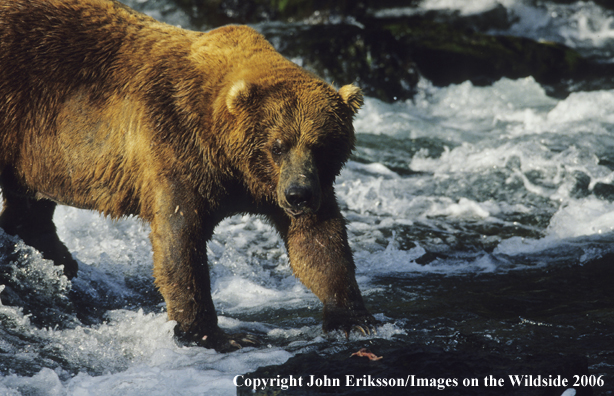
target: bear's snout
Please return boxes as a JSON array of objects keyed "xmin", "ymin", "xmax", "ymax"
[
  {"xmin": 278, "ymin": 150, "xmax": 321, "ymax": 217},
  {"xmin": 285, "ymin": 184, "xmax": 313, "ymax": 210}
]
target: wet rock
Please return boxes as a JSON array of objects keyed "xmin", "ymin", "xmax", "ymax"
[
  {"xmin": 569, "ymin": 171, "xmax": 591, "ymax": 198},
  {"xmin": 372, "ymin": 16, "xmax": 587, "ymax": 92},
  {"xmin": 593, "ymin": 182, "xmax": 614, "ymax": 202},
  {"xmin": 238, "ymin": 340, "xmax": 592, "ymax": 395}
]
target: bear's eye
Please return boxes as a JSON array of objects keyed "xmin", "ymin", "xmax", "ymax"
[{"xmin": 271, "ymin": 139, "xmax": 285, "ymax": 157}]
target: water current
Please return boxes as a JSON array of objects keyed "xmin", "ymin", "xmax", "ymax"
[{"xmin": 1, "ymin": 0, "xmax": 614, "ymax": 395}]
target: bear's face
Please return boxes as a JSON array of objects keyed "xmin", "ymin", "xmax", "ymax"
[{"xmin": 225, "ymin": 80, "xmax": 362, "ymax": 217}]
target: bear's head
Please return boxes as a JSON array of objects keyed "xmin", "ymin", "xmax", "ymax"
[{"xmin": 224, "ymin": 78, "xmax": 363, "ymax": 217}]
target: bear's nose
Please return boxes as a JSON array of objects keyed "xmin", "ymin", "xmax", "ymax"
[{"xmin": 284, "ymin": 185, "xmax": 313, "ymax": 210}]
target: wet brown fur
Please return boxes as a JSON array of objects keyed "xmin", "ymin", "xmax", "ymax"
[{"xmin": 0, "ymin": 0, "xmax": 375, "ymax": 349}]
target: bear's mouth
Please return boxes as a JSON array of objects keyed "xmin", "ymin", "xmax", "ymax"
[{"xmin": 285, "ymin": 208, "xmax": 305, "ymax": 217}]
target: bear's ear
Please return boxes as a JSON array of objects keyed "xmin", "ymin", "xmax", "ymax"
[
  {"xmin": 338, "ymin": 84, "xmax": 364, "ymax": 114},
  {"xmin": 226, "ymin": 80, "xmax": 255, "ymax": 115}
]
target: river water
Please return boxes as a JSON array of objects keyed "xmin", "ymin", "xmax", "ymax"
[{"xmin": 1, "ymin": 0, "xmax": 614, "ymax": 395}]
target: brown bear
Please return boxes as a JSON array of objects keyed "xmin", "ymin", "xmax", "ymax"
[{"xmin": 0, "ymin": 0, "xmax": 376, "ymax": 351}]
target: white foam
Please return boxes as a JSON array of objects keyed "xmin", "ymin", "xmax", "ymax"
[
  {"xmin": 570, "ymin": 8, "xmax": 614, "ymax": 48},
  {"xmin": 496, "ymin": 197, "xmax": 614, "ymax": 256},
  {"xmin": 494, "ymin": 1, "xmax": 614, "ymax": 57},
  {"xmin": 354, "ymin": 77, "xmax": 558, "ymax": 142},
  {"xmin": 419, "ymin": 0, "xmax": 518, "ymax": 16},
  {"xmin": 547, "ymin": 90, "xmax": 614, "ymax": 125},
  {"xmin": 373, "ymin": 0, "xmax": 522, "ymax": 18},
  {"xmin": 352, "ymin": 94, "xmax": 435, "ymax": 139},
  {"xmin": 428, "ymin": 197, "xmax": 492, "ymax": 219},
  {"xmin": 348, "ymin": 78, "xmax": 614, "ymax": 264},
  {"xmin": 212, "ymin": 277, "xmax": 316, "ymax": 312},
  {"xmin": 1, "ymin": 368, "xmax": 64, "ymax": 396},
  {"xmin": 0, "ymin": 305, "xmax": 292, "ymax": 395},
  {"xmin": 21, "ymin": 347, "xmax": 293, "ymax": 396}
]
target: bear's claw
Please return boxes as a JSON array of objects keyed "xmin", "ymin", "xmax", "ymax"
[
  {"xmin": 204, "ymin": 331, "xmax": 262, "ymax": 352},
  {"xmin": 343, "ymin": 323, "xmax": 378, "ymax": 339},
  {"xmin": 352, "ymin": 324, "xmax": 377, "ymax": 337},
  {"xmin": 215, "ymin": 333, "xmax": 262, "ymax": 352},
  {"xmin": 323, "ymin": 304, "xmax": 379, "ymax": 338},
  {"xmin": 175, "ymin": 325, "xmax": 262, "ymax": 352}
]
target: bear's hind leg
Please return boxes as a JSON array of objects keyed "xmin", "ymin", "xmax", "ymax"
[{"xmin": 0, "ymin": 189, "xmax": 79, "ymax": 279}]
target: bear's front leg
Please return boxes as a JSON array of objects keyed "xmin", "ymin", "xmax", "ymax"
[
  {"xmin": 280, "ymin": 198, "xmax": 377, "ymax": 336},
  {"xmin": 149, "ymin": 199, "xmax": 258, "ymax": 351}
]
